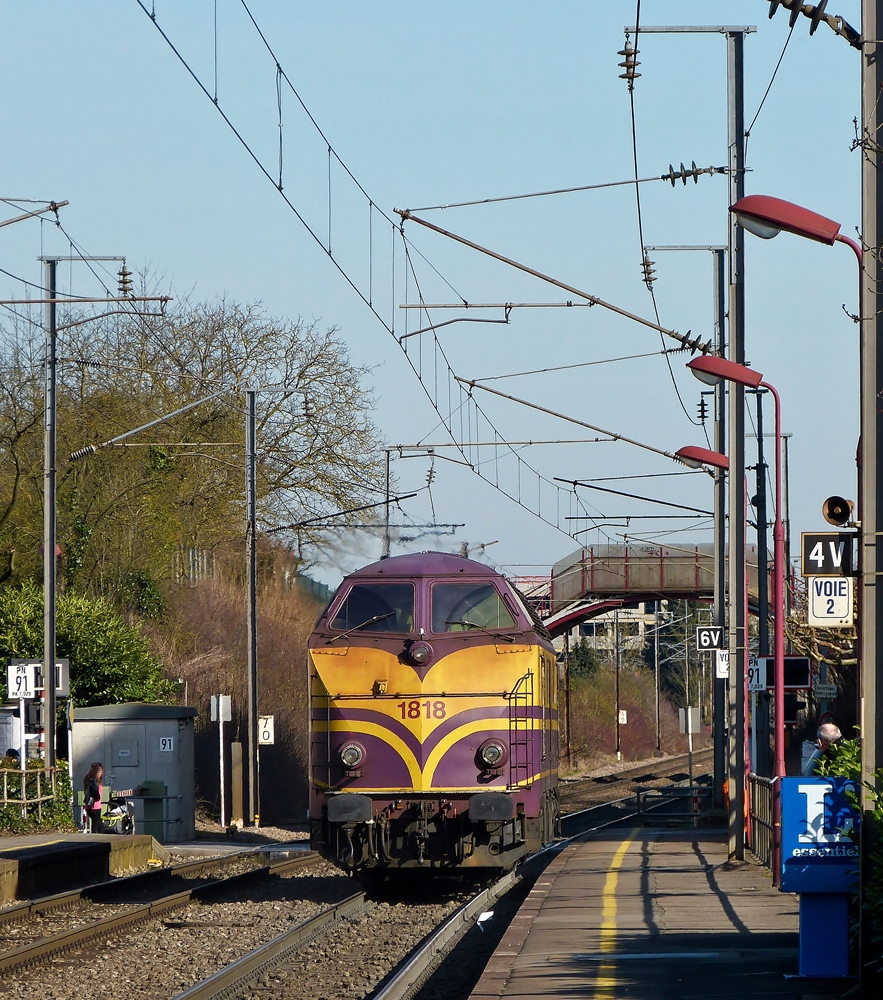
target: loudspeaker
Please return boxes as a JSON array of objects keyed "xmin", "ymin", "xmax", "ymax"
[{"xmin": 822, "ymin": 496, "xmax": 854, "ymax": 527}]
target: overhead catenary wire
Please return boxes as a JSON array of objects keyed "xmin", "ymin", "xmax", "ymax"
[
  {"xmin": 622, "ymin": 7, "xmax": 701, "ymax": 426},
  {"xmin": 454, "ymin": 375, "xmax": 676, "ymax": 463},
  {"xmin": 555, "ymin": 478, "xmax": 713, "ymax": 515},
  {"xmin": 400, "ymin": 239, "xmax": 607, "ymax": 527},
  {"xmin": 470, "ymin": 347, "xmax": 690, "ymax": 383},
  {"xmin": 395, "ymin": 211, "xmax": 710, "ymax": 354},
  {"xmin": 577, "ymin": 470, "xmax": 701, "ymax": 483},
  {"xmin": 131, "ymin": 3, "xmax": 705, "ymax": 548},
  {"xmin": 404, "ymin": 164, "xmax": 725, "ymax": 213},
  {"xmin": 744, "ymin": 22, "xmax": 796, "ymax": 164},
  {"xmin": 398, "ymin": 239, "xmax": 609, "ymax": 534},
  {"xmin": 136, "ymin": 0, "xmax": 399, "ymax": 338}
]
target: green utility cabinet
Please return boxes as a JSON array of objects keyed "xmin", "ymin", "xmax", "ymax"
[
  {"xmin": 71, "ymin": 704, "xmax": 196, "ymax": 842},
  {"xmin": 137, "ymin": 779, "xmax": 167, "ymax": 840}
]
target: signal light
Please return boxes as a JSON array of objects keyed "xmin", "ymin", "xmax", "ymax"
[
  {"xmin": 338, "ymin": 742, "xmax": 364, "ymax": 769},
  {"xmin": 822, "ymin": 495, "xmax": 854, "ymax": 527}
]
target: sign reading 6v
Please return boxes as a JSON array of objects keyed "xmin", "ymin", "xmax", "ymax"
[{"xmin": 696, "ymin": 626, "xmax": 724, "ymax": 650}]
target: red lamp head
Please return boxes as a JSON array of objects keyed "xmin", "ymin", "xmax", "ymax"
[
  {"xmin": 675, "ymin": 445, "xmax": 729, "ymax": 471},
  {"xmin": 730, "ymin": 195, "xmax": 841, "ymax": 246},
  {"xmin": 687, "ymin": 355, "xmax": 764, "ymax": 388}
]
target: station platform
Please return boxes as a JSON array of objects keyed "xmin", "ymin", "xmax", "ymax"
[
  {"xmin": 0, "ymin": 834, "xmax": 169, "ymax": 903},
  {"xmin": 469, "ymin": 828, "xmax": 849, "ymax": 999}
]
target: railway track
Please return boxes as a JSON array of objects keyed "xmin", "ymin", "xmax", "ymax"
[
  {"xmin": 0, "ymin": 753, "xmax": 713, "ymax": 999},
  {"xmin": 0, "ymin": 850, "xmax": 266, "ymax": 927},
  {"xmin": 170, "ymin": 766, "xmax": 711, "ymax": 1000},
  {"xmin": 558, "ymin": 747, "xmax": 714, "ymax": 812},
  {"xmin": 0, "ymin": 850, "xmax": 322, "ymax": 976}
]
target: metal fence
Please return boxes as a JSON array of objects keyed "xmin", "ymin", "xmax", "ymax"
[
  {"xmin": 748, "ymin": 772, "xmax": 775, "ymax": 869},
  {"xmin": 0, "ymin": 766, "xmax": 58, "ymax": 821}
]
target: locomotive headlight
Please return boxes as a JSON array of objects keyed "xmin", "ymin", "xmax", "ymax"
[
  {"xmin": 478, "ymin": 739, "xmax": 506, "ymax": 768},
  {"xmin": 339, "ymin": 742, "xmax": 365, "ymax": 769},
  {"xmin": 409, "ymin": 641, "xmax": 433, "ymax": 665}
]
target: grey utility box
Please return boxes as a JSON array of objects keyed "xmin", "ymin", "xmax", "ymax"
[{"xmin": 71, "ymin": 703, "xmax": 197, "ymax": 842}]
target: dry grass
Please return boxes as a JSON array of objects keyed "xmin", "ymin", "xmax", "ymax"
[
  {"xmin": 149, "ymin": 560, "xmax": 321, "ymax": 825},
  {"xmin": 563, "ymin": 662, "xmax": 709, "ymax": 772}
]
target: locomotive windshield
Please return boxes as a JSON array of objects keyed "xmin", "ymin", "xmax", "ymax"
[
  {"xmin": 330, "ymin": 582, "xmax": 414, "ymax": 634},
  {"xmin": 431, "ymin": 583, "xmax": 516, "ymax": 633}
]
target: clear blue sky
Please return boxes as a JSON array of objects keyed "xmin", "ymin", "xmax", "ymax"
[{"xmin": 0, "ymin": 2, "xmax": 863, "ymax": 587}]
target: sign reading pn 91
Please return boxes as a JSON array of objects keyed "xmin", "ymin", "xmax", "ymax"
[
  {"xmin": 801, "ymin": 532, "xmax": 856, "ymax": 577},
  {"xmin": 5, "ymin": 662, "xmax": 37, "ymax": 700}
]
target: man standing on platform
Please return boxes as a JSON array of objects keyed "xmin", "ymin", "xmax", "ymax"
[{"xmin": 802, "ymin": 722, "xmax": 843, "ymax": 775}]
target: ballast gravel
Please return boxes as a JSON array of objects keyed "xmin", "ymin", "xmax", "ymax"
[
  {"xmin": 235, "ymin": 894, "xmax": 467, "ymax": 1000},
  {"xmin": 1, "ymin": 861, "xmax": 353, "ymax": 1000}
]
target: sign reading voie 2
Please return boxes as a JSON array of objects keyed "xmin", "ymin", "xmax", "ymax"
[
  {"xmin": 780, "ymin": 776, "xmax": 860, "ymax": 894},
  {"xmin": 807, "ymin": 577, "xmax": 854, "ymax": 627}
]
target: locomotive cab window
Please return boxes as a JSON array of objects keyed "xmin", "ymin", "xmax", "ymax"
[
  {"xmin": 431, "ymin": 583, "xmax": 516, "ymax": 633},
  {"xmin": 330, "ymin": 583, "xmax": 414, "ymax": 634}
]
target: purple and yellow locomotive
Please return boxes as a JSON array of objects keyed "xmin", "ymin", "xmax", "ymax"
[{"xmin": 308, "ymin": 551, "xmax": 559, "ymax": 872}]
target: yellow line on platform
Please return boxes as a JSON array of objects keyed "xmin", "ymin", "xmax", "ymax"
[
  {"xmin": 0, "ymin": 838, "xmax": 63, "ymax": 853},
  {"xmin": 593, "ymin": 829, "xmax": 638, "ymax": 996}
]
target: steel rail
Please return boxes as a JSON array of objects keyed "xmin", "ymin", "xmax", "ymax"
[
  {"xmin": 160, "ymin": 765, "xmax": 710, "ymax": 1000},
  {"xmin": 0, "ymin": 851, "xmax": 319, "ymax": 973},
  {"xmin": 370, "ymin": 772, "xmax": 711, "ymax": 1000},
  {"xmin": 0, "ymin": 848, "xmax": 311, "ymax": 926},
  {"xmin": 171, "ymin": 891, "xmax": 367, "ymax": 1000},
  {"xmin": 558, "ymin": 747, "xmax": 713, "ymax": 805}
]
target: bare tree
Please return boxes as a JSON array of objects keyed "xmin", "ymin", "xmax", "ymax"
[{"xmin": 0, "ymin": 293, "xmax": 385, "ymax": 602}]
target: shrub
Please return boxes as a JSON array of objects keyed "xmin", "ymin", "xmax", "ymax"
[
  {"xmin": 0, "ymin": 579, "xmax": 176, "ymax": 705},
  {"xmin": 0, "ymin": 757, "xmax": 76, "ymax": 834}
]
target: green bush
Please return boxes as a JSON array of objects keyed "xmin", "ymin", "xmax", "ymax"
[
  {"xmin": 0, "ymin": 579, "xmax": 176, "ymax": 705},
  {"xmin": 817, "ymin": 739, "xmax": 883, "ymax": 972},
  {"xmin": 0, "ymin": 757, "xmax": 77, "ymax": 834},
  {"xmin": 568, "ymin": 638, "xmax": 601, "ymax": 678}
]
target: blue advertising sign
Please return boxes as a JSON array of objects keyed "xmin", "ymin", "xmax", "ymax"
[{"xmin": 780, "ymin": 776, "xmax": 860, "ymax": 894}]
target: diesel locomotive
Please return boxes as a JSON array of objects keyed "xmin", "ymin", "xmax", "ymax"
[{"xmin": 308, "ymin": 551, "xmax": 559, "ymax": 872}]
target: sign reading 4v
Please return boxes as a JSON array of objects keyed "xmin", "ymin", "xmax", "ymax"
[{"xmin": 801, "ymin": 533, "xmax": 856, "ymax": 577}]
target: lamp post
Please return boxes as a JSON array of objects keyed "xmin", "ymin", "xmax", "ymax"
[
  {"xmin": 728, "ymin": 196, "xmax": 870, "ymax": 792},
  {"xmin": 687, "ymin": 356, "xmax": 786, "ymax": 781},
  {"xmin": 674, "ymin": 445, "xmax": 729, "ymax": 472},
  {"xmin": 687, "ymin": 356, "xmax": 787, "ymax": 878}
]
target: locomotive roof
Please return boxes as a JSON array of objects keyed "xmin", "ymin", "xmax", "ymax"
[{"xmin": 345, "ymin": 551, "xmax": 502, "ymax": 580}]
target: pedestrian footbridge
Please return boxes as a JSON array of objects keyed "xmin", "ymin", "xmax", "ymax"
[{"xmin": 543, "ymin": 542, "xmax": 761, "ymax": 637}]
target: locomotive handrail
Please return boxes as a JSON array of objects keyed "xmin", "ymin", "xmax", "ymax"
[
  {"xmin": 506, "ymin": 671, "xmax": 534, "ymax": 699},
  {"xmin": 322, "ymin": 690, "xmax": 513, "ymax": 699}
]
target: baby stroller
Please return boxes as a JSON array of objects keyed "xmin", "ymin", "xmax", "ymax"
[
  {"xmin": 81, "ymin": 792, "xmax": 135, "ymax": 835},
  {"xmin": 104, "ymin": 793, "xmax": 135, "ymax": 835}
]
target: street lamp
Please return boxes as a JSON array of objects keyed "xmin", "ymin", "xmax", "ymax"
[
  {"xmin": 730, "ymin": 195, "xmax": 876, "ymax": 818},
  {"xmin": 675, "ymin": 445, "xmax": 729, "ymax": 471},
  {"xmin": 729, "ymin": 194, "xmax": 862, "ymax": 267},
  {"xmin": 688, "ymin": 356, "xmax": 787, "ymax": 786}
]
